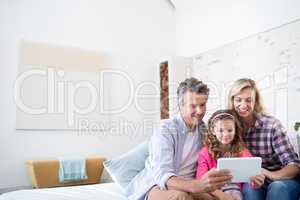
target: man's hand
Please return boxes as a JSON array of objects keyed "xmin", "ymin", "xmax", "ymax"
[{"xmin": 189, "ymin": 169, "xmax": 232, "ymax": 193}]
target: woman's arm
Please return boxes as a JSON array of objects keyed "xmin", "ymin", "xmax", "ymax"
[
  {"xmin": 270, "ymin": 119, "xmax": 300, "ymax": 179},
  {"xmin": 262, "ymin": 164, "xmax": 300, "ymax": 180}
]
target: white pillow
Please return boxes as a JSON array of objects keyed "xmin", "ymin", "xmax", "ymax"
[{"xmin": 103, "ymin": 141, "xmax": 149, "ymax": 190}]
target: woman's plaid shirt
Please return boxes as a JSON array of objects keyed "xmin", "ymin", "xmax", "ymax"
[{"xmin": 244, "ymin": 113, "xmax": 300, "ymax": 171}]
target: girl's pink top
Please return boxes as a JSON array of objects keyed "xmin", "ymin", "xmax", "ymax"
[{"xmin": 196, "ymin": 146, "xmax": 253, "ymax": 188}]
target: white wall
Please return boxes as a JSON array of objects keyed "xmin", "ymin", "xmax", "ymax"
[
  {"xmin": 172, "ymin": 0, "xmax": 300, "ymax": 153},
  {"xmin": 3, "ymin": 0, "xmax": 300, "ymax": 191},
  {"xmin": 175, "ymin": 0, "xmax": 300, "ymax": 56},
  {"xmin": 0, "ymin": 0, "xmax": 175, "ymax": 189}
]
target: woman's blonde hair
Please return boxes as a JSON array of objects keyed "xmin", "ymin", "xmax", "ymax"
[
  {"xmin": 205, "ymin": 109, "xmax": 245, "ymax": 160},
  {"xmin": 227, "ymin": 78, "xmax": 265, "ymax": 115}
]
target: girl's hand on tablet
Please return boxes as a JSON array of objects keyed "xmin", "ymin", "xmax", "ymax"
[
  {"xmin": 261, "ymin": 168, "xmax": 278, "ymax": 180},
  {"xmin": 249, "ymin": 173, "xmax": 265, "ymax": 188}
]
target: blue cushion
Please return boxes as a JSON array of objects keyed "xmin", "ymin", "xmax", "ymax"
[{"xmin": 103, "ymin": 141, "xmax": 149, "ymax": 190}]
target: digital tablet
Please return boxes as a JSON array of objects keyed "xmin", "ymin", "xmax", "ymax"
[{"xmin": 217, "ymin": 157, "xmax": 262, "ymax": 183}]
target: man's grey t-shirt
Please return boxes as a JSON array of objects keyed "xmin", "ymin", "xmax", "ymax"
[{"xmin": 178, "ymin": 131, "xmax": 202, "ymax": 179}]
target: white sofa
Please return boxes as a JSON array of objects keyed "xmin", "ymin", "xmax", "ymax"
[
  {"xmin": 1, "ymin": 134, "xmax": 299, "ymax": 200},
  {"xmin": 0, "ymin": 183, "xmax": 127, "ymax": 200}
]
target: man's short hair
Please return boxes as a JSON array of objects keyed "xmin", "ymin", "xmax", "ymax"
[{"xmin": 177, "ymin": 77, "xmax": 209, "ymax": 107}]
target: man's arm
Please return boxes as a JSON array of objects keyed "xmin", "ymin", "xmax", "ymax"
[
  {"xmin": 167, "ymin": 169, "xmax": 232, "ymax": 193},
  {"xmin": 150, "ymin": 125, "xmax": 178, "ymax": 190},
  {"xmin": 151, "ymin": 122, "xmax": 231, "ymax": 192}
]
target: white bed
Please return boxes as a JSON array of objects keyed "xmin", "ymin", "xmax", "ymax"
[{"xmin": 0, "ymin": 183, "xmax": 127, "ymax": 200}]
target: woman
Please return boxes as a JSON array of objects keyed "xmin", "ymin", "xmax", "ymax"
[{"xmin": 227, "ymin": 78, "xmax": 300, "ymax": 200}]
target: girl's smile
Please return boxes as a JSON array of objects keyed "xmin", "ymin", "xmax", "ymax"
[{"xmin": 213, "ymin": 119, "xmax": 235, "ymax": 145}]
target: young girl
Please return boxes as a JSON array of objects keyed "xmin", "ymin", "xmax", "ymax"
[{"xmin": 196, "ymin": 109, "xmax": 252, "ymax": 200}]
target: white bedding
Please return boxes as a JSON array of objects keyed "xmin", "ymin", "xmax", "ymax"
[{"xmin": 0, "ymin": 183, "xmax": 127, "ymax": 200}]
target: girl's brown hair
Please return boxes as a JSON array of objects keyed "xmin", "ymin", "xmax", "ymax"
[{"xmin": 205, "ymin": 109, "xmax": 245, "ymax": 160}]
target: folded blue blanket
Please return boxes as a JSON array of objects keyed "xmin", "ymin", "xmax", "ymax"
[{"xmin": 58, "ymin": 156, "xmax": 88, "ymax": 182}]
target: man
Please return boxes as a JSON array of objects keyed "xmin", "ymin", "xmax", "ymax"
[{"xmin": 126, "ymin": 78, "xmax": 232, "ymax": 200}]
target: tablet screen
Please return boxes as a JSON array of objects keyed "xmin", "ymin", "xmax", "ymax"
[{"xmin": 217, "ymin": 157, "xmax": 262, "ymax": 183}]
